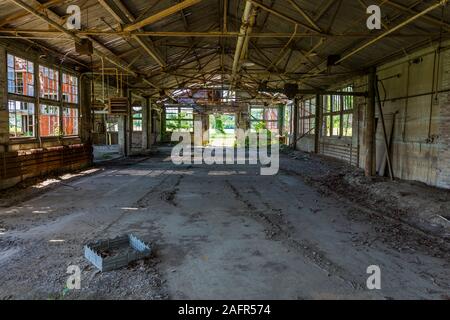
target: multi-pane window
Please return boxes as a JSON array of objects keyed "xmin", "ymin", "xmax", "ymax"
[
  {"xmin": 322, "ymin": 85, "xmax": 354, "ymax": 137},
  {"xmin": 39, "ymin": 66, "xmax": 59, "ymax": 100},
  {"xmin": 6, "ymin": 52, "xmax": 80, "ymax": 139},
  {"xmin": 250, "ymin": 107, "xmax": 278, "ymax": 133},
  {"xmin": 284, "ymin": 103, "xmax": 292, "ymax": 136},
  {"xmin": 299, "ymin": 98, "xmax": 316, "ymax": 135},
  {"xmin": 222, "ymin": 90, "xmax": 236, "ymax": 103},
  {"xmin": 7, "ymin": 54, "xmax": 34, "ymax": 96},
  {"xmin": 8, "ymin": 100, "xmax": 35, "ymax": 138},
  {"xmin": 62, "ymin": 73, "xmax": 78, "ymax": 103},
  {"xmin": 165, "ymin": 107, "xmax": 194, "ymax": 132},
  {"xmin": 63, "ymin": 107, "xmax": 78, "ymax": 135},
  {"xmin": 132, "ymin": 106, "xmax": 143, "ymax": 131},
  {"xmin": 39, "ymin": 105, "xmax": 60, "ymax": 137}
]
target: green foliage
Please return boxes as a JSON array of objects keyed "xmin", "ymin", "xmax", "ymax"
[
  {"xmin": 253, "ymin": 121, "xmax": 267, "ymax": 132},
  {"xmin": 214, "ymin": 116, "xmax": 225, "ymax": 134},
  {"xmin": 165, "ymin": 111, "xmax": 193, "ymax": 131}
]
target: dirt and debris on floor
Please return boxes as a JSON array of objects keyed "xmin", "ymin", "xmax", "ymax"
[
  {"xmin": 0, "ymin": 148, "xmax": 449, "ymax": 299},
  {"xmin": 282, "ymin": 149, "xmax": 450, "ymax": 240}
]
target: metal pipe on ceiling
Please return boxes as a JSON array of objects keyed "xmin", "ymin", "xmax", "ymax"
[
  {"xmin": 231, "ymin": 1, "xmax": 256, "ymax": 86},
  {"xmin": 335, "ymin": 0, "xmax": 449, "ymax": 65}
]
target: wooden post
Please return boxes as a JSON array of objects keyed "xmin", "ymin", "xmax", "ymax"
[
  {"xmin": 314, "ymin": 94, "xmax": 322, "ymax": 154},
  {"xmin": 365, "ymin": 68, "xmax": 376, "ymax": 176},
  {"xmin": 292, "ymin": 97, "xmax": 299, "ymax": 150}
]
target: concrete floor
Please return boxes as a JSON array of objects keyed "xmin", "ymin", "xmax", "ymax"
[{"xmin": 0, "ymin": 148, "xmax": 449, "ymax": 299}]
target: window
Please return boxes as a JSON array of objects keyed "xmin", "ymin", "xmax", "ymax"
[
  {"xmin": 165, "ymin": 106, "xmax": 194, "ymax": 132},
  {"xmin": 299, "ymin": 98, "xmax": 316, "ymax": 135},
  {"xmin": 342, "ymin": 114, "xmax": 353, "ymax": 137},
  {"xmin": 250, "ymin": 107, "xmax": 278, "ymax": 133},
  {"xmin": 132, "ymin": 106, "xmax": 143, "ymax": 131},
  {"xmin": 7, "ymin": 54, "xmax": 80, "ymax": 139},
  {"xmin": 62, "ymin": 73, "xmax": 78, "ymax": 103},
  {"xmin": 39, "ymin": 66, "xmax": 59, "ymax": 100},
  {"xmin": 7, "ymin": 54, "xmax": 34, "ymax": 96},
  {"xmin": 222, "ymin": 90, "xmax": 236, "ymax": 103},
  {"xmin": 322, "ymin": 85, "xmax": 354, "ymax": 137},
  {"xmin": 8, "ymin": 100, "xmax": 35, "ymax": 138},
  {"xmin": 106, "ymin": 116, "xmax": 119, "ymax": 132},
  {"xmin": 39, "ymin": 105, "xmax": 60, "ymax": 137},
  {"xmin": 284, "ymin": 103, "xmax": 292, "ymax": 136},
  {"xmin": 63, "ymin": 107, "xmax": 78, "ymax": 135}
]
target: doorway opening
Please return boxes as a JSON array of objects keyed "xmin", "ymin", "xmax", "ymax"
[{"xmin": 208, "ymin": 113, "xmax": 236, "ymax": 147}]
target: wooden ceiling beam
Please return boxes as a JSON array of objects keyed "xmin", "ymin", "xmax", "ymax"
[
  {"xmin": 123, "ymin": 0, "xmax": 203, "ymax": 32},
  {"xmin": 97, "ymin": 0, "xmax": 166, "ymax": 67}
]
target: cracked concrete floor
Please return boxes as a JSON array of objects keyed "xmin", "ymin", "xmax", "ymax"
[{"xmin": 0, "ymin": 148, "xmax": 449, "ymax": 300}]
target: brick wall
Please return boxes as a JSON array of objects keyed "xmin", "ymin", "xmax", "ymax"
[{"xmin": 0, "ymin": 144, "xmax": 92, "ymax": 190}]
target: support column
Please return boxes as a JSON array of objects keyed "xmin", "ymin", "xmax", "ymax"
[
  {"xmin": 314, "ymin": 94, "xmax": 322, "ymax": 154},
  {"xmin": 203, "ymin": 114, "xmax": 209, "ymax": 146},
  {"xmin": 79, "ymin": 77, "xmax": 92, "ymax": 145},
  {"xmin": 147, "ymin": 98, "xmax": 152, "ymax": 148},
  {"xmin": 118, "ymin": 116, "xmax": 127, "ymax": 156},
  {"xmin": 142, "ymin": 97, "xmax": 150, "ymax": 150},
  {"xmin": 365, "ymin": 68, "xmax": 376, "ymax": 176},
  {"xmin": 292, "ymin": 97, "xmax": 299, "ymax": 150},
  {"xmin": 127, "ymin": 90, "xmax": 132, "ymax": 155},
  {"xmin": 0, "ymin": 47, "xmax": 9, "ymax": 152}
]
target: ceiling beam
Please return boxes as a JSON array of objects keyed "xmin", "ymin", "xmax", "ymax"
[
  {"xmin": 381, "ymin": 0, "xmax": 450, "ymax": 31},
  {"xmin": 0, "ymin": 0, "xmax": 63, "ymax": 27},
  {"xmin": 2, "ymin": 29, "xmax": 444, "ymax": 39},
  {"xmin": 123, "ymin": 0, "xmax": 203, "ymax": 32},
  {"xmin": 247, "ymin": 0, "xmax": 323, "ymax": 34},
  {"xmin": 287, "ymin": 0, "xmax": 323, "ymax": 32},
  {"xmin": 97, "ymin": 0, "xmax": 166, "ymax": 67},
  {"xmin": 336, "ymin": 0, "xmax": 449, "ymax": 64},
  {"xmin": 8, "ymin": 0, "xmax": 159, "ymax": 89}
]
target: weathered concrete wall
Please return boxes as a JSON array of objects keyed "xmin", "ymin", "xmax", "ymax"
[
  {"xmin": 374, "ymin": 43, "xmax": 449, "ymax": 186},
  {"xmin": 437, "ymin": 48, "xmax": 450, "ymax": 188},
  {"xmin": 296, "ymin": 41, "xmax": 450, "ymax": 189}
]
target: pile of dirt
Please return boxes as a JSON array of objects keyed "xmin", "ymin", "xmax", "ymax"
[{"xmin": 281, "ymin": 149, "xmax": 450, "ymax": 240}]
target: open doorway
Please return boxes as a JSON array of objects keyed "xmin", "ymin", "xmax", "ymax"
[{"xmin": 208, "ymin": 113, "xmax": 236, "ymax": 147}]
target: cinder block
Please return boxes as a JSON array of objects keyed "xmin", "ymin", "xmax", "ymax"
[{"xmin": 84, "ymin": 234, "xmax": 152, "ymax": 272}]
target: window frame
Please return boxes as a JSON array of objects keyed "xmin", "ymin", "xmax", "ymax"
[
  {"xmin": 8, "ymin": 100, "xmax": 36, "ymax": 138},
  {"xmin": 299, "ymin": 98, "xmax": 316, "ymax": 136},
  {"xmin": 132, "ymin": 106, "xmax": 143, "ymax": 132},
  {"xmin": 39, "ymin": 64, "xmax": 60, "ymax": 101},
  {"xmin": 62, "ymin": 72, "xmax": 79, "ymax": 104},
  {"xmin": 250, "ymin": 106, "xmax": 279, "ymax": 133},
  {"xmin": 164, "ymin": 106, "xmax": 194, "ymax": 133},
  {"xmin": 5, "ymin": 51, "xmax": 81, "ymax": 141},
  {"xmin": 7, "ymin": 53, "xmax": 35, "ymax": 97},
  {"xmin": 62, "ymin": 106, "xmax": 79, "ymax": 136},
  {"xmin": 322, "ymin": 85, "xmax": 354, "ymax": 138}
]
